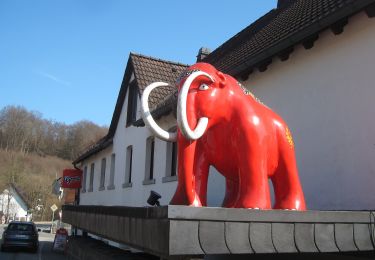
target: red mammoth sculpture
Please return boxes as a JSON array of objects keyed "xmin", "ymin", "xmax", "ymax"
[{"xmin": 141, "ymin": 63, "xmax": 306, "ymax": 210}]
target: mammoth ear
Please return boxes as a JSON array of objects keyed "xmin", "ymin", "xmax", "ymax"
[{"xmin": 216, "ymin": 71, "xmax": 226, "ymax": 88}]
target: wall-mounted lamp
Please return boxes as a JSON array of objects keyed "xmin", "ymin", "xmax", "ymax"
[{"xmin": 147, "ymin": 190, "xmax": 161, "ymax": 206}]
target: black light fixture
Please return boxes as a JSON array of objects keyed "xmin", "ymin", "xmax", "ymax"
[{"xmin": 147, "ymin": 190, "xmax": 161, "ymax": 206}]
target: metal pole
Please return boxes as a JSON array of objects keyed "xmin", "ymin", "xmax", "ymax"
[{"xmin": 51, "ymin": 210, "xmax": 55, "ymax": 233}]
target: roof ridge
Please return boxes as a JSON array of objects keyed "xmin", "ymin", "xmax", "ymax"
[{"xmin": 130, "ymin": 52, "xmax": 190, "ymax": 67}]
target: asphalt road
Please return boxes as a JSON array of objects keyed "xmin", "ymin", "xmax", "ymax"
[{"xmin": 0, "ymin": 224, "xmax": 66, "ymax": 260}]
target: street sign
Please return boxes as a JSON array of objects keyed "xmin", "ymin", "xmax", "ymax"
[{"xmin": 50, "ymin": 204, "xmax": 58, "ymax": 212}]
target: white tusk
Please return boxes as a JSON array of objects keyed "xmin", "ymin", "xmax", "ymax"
[
  {"xmin": 177, "ymin": 71, "xmax": 214, "ymax": 140},
  {"xmin": 141, "ymin": 82, "xmax": 177, "ymax": 142}
]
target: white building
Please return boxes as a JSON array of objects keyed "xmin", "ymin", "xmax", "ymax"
[
  {"xmin": 68, "ymin": 0, "xmax": 375, "ymax": 254},
  {"xmin": 0, "ymin": 184, "xmax": 31, "ymax": 223},
  {"xmin": 73, "ymin": 0, "xmax": 375, "ymax": 215}
]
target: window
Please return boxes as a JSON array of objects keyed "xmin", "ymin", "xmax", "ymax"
[
  {"xmin": 99, "ymin": 158, "xmax": 106, "ymax": 190},
  {"xmin": 82, "ymin": 166, "xmax": 87, "ymax": 192},
  {"xmin": 123, "ymin": 146, "xmax": 133, "ymax": 188},
  {"xmin": 163, "ymin": 142, "xmax": 178, "ymax": 183},
  {"xmin": 126, "ymin": 81, "xmax": 138, "ymax": 127},
  {"xmin": 88, "ymin": 163, "xmax": 94, "ymax": 192},
  {"xmin": 107, "ymin": 153, "xmax": 116, "ymax": 190},
  {"xmin": 143, "ymin": 137, "xmax": 155, "ymax": 185}
]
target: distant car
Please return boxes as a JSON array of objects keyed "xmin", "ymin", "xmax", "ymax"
[
  {"xmin": 1, "ymin": 221, "xmax": 39, "ymax": 253},
  {"xmin": 35, "ymin": 223, "xmax": 52, "ymax": 233}
]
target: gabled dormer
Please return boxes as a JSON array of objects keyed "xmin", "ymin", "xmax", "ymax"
[
  {"xmin": 126, "ymin": 53, "xmax": 189, "ymax": 126},
  {"xmin": 73, "ymin": 53, "xmax": 188, "ymax": 165}
]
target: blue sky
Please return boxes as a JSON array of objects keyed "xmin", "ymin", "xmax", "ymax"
[{"xmin": 0, "ymin": 0, "xmax": 276, "ymax": 126}]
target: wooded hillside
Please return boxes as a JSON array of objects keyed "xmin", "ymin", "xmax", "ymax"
[
  {"xmin": 0, "ymin": 150, "xmax": 71, "ymax": 221},
  {"xmin": 0, "ymin": 106, "xmax": 108, "ymax": 160},
  {"xmin": 0, "ymin": 105, "xmax": 108, "ymax": 221}
]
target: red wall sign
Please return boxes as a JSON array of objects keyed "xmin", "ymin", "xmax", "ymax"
[{"xmin": 61, "ymin": 169, "xmax": 82, "ymax": 189}]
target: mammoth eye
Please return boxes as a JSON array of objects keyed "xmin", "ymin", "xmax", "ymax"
[{"xmin": 199, "ymin": 84, "xmax": 210, "ymax": 91}]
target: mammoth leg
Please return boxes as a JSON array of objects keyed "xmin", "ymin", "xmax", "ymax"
[
  {"xmin": 193, "ymin": 151, "xmax": 209, "ymax": 207},
  {"xmin": 272, "ymin": 135, "xmax": 306, "ymax": 210},
  {"xmin": 170, "ymin": 134, "xmax": 209, "ymax": 207},
  {"xmin": 234, "ymin": 157, "xmax": 271, "ymax": 209},
  {"xmin": 170, "ymin": 136, "xmax": 197, "ymax": 206}
]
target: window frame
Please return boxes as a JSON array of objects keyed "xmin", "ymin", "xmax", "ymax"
[
  {"xmin": 88, "ymin": 163, "xmax": 95, "ymax": 192},
  {"xmin": 81, "ymin": 165, "xmax": 87, "ymax": 193},
  {"xmin": 99, "ymin": 157, "xmax": 106, "ymax": 191},
  {"xmin": 123, "ymin": 145, "xmax": 133, "ymax": 188},
  {"xmin": 143, "ymin": 137, "xmax": 156, "ymax": 185},
  {"xmin": 107, "ymin": 153, "xmax": 116, "ymax": 190}
]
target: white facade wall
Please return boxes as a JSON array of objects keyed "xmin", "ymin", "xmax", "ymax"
[{"xmin": 242, "ymin": 11, "xmax": 375, "ymax": 210}]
